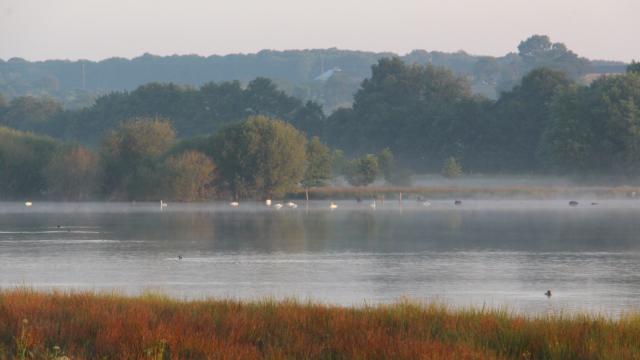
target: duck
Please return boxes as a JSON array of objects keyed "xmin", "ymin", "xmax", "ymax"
[
  {"xmin": 178, "ymin": 255, "xmax": 183, "ymax": 260},
  {"xmin": 454, "ymin": 200, "xmax": 462, "ymax": 206},
  {"xmin": 569, "ymin": 201, "xmax": 579, "ymax": 207},
  {"xmin": 545, "ymin": 290, "xmax": 552, "ymax": 297}
]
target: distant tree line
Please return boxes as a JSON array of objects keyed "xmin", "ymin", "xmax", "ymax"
[
  {"xmin": 0, "ymin": 35, "xmax": 624, "ymax": 111},
  {"xmin": 1, "ymin": 49, "xmax": 640, "ymax": 200}
]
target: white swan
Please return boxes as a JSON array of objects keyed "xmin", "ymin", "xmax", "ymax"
[
  {"xmin": 274, "ymin": 203, "xmax": 283, "ymax": 210},
  {"xmin": 329, "ymin": 202, "xmax": 338, "ymax": 210},
  {"xmin": 286, "ymin": 201, "xmax": 298, "ymax": 209},
  {"xmin": 24, "ymin": 201, "xmax": 33, "ymax": 207},
  {"xmin": 229, "ymin": 202, "xmax": 240, "ymax": 207}
]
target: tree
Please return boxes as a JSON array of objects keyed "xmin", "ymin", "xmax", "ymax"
[
  {"xmin": 212, "ymin": 116, "xmax": 307, "ymax": 199},
  {"xmin": 162, "ymin": 151, "xmax": 216, "ymax": 201},
  {"xmin": 44, "ymin": 146, "xmax": 98, "ymax": 200},
  {"xmin": 302, "ymin": 137, "xmax": 332, "ymax": 199},
  {"xmin": 346, "ymin": 154, "xmax": 379, "ymax": 186},
  {"xmin": 377, "ymin": 148, "xmax": 395, "ymax": 183},
  {"xmin": 331, "ymin": 149, "xmax": 348, "ymax": 178},
  {"xmin": 540, "ymin": 72, "xmax": 640, "ymax": 177},
  {"xmin": 483, "ymin": 68, "xmax": 571, "ymax": 172},
  {"xmin": 0, "ymin": 127, "xmax": 59, "ymax": 199},
  {"xmin": 1, "ymin": 96, "xmax": 61, "ymax": 131},
  {"xmin": 442, "ymin": 157, "xmax": 462, "ymax": 178},
  {"xmin": 100, "ymin": 118, "xmax": 175, "ymax": 199},
  {"xmin": 628, "ymin": 61, "xmax": 640, "ymax": 74}
]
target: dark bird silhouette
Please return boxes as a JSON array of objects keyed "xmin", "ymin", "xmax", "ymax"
[
  {"xmin": 454, "ymin": 200, "xmax": 462, "ymax": 206},
  {"xmin": 569, "ymin": 201, "xmax": 579, "ymax": 207},
  {"xmin": 545, "ymin": 290, "xmax": 552, "ymax": 297},
  {"xmin": 178, "ymin": 255, "xmax": 183, "ymax": 260}
]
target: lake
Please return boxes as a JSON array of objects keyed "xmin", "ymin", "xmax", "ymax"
[{"xmin": 1, "ymin": 200, "xmax": 640, "ymax": 314}]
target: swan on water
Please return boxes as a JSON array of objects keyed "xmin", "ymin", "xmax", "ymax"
[
  {"xmin": 229, "ymin": 202, "xmax": 240, "ymax": 207},
  {"xmin": 330, "ymin": 202, "xmax": 338, "ymax": 210},
  {"xmin": 274, "ymin": 203, "xmax": 283, "ymax": 210},
  {"xmin": 25, "ymin": 202, "xmax": 33, "ymax": 207},
  {"xmin": 286, "ymin": 201, "xmax": 298, "ymax": 208}
]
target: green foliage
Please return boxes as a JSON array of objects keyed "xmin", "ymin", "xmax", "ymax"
[
  {"xmin": 44, "ymin": 146, "xmax": 98, "ymax": 200},
  {"xmin": 628, "ymin": 61, "xmax": 640, "ymax": 74},
  {"xmin": 540, "ymin": 72, "xmax": 640, "ymax": 177},
  {"xmin": 330, "ymin": 149, "xmax": 348, "ymax": 177},
  {"xmin": 0, "ymin": 96, "xmax": 61, "ymax": 132},
  {"xmin": 161, "ymin": 151, "xmax": 216, "ymax": 201},
  {"xmin": 482, "ymin": 68, "xmax": 572, "ymax": 171},
  {"xmin": 0, "ymin": 127, "xmax": 59, "ymax": 199},
  {"xmin": 302, "ymin": 137, "xmax": 332, "ymax": 188},
  {"xmin": 100, "ymin": 118, "xmax": 176, "ymax": 200},
  {"xmin": 442, "ymin": 157, "xmax": 463, "ymax": 178},
  {"xmin": 212, "ymin": 116, "xmax": 307, "ymax": 199},
  {"xmin": 327, "ymin": 57, "xmax": 479, "ymax": 172},
  {"xmin": 346, "ymin": 154, "xmax": 379, "ymax": 186},
  {"xmin": 377, "ymin": 148, "xmax": 394, "ymax": 183}
]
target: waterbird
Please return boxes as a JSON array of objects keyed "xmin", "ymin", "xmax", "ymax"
[
  {"xmin": 178, "ymin": 255, "xmax": 183, "ymax": 260},
  {"xmin": 370, "ymin": 201, "xmax": 376, "ymax": 209},
  {"xmin": 330, "ymin": 202, "xmax": 338, "ymax": 210},
  {"xmin": 24, "ymin": 201, "xmax": 32, "ymax": 207},
  {"xmin": 454, "ymin": 200, "xmax": 462, "ymax": 206},
  {"xmin": 545, "ymin": 290, "xmax": 552, "ymax": 297},
  {"xmin": 286, "ymin": 201, "xmax": 298, "ymax": 209},
  {"xmin": 229, "ymin": 202, "xmax": 240, "ymax": 207},
  {"xmin": 591, "ymin": 202, "xmax": 599, "ymax": 206},
  {"xmin": 569, "ymin": 201, "xmax": 579, "ymax": 207},
  {"xmin": 160, "ymin": 200, "xmax": 168, "ymax": 210},
  {"xmin": 265, "ymin": 199, "xmax": 272, "ymax": 206},
  {"xmin": 422, "ymin": 201, "xmax": 431, "ymax": 207},
  {"xmin": 274, "ymin": 203, "xmax": 283, "ymax": 210}
]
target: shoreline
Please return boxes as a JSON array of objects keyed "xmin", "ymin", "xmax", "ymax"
[{"xmin": 1, "ymin": 289, "xmax": 638, "ymax": 359}]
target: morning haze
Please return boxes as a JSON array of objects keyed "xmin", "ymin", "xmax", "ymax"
[
  {"xmin": 1, "ymin": 0, "xmax": 637, "ymax": 61},
  {"xmin": 2, "ymin": 0, "xmax": 640, "ymax": 358}
]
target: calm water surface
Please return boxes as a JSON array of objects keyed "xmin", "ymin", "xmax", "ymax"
[{"xmin": 1, "ymin": 200, "xmax": 640, "ymax": 314}]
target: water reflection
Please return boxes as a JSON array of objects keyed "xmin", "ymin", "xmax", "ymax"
[{"xmin": 1, "ymin": 200, "xmax": 640, "ymax": 314}]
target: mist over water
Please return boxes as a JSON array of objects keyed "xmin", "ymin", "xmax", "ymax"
[{"xmin": 1, "ymin": 200, "xmax": 640, "ymax": 314}]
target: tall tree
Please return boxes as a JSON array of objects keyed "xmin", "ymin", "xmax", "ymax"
[
  {"xmin": 44, "ymin": 146, "xmax": 98, "ymax": 200},
  {"xmin": 212, "ymin": 116, "xmax": 307, "ymax": 199},
  {"xmin": 346, "ymin": 154, "xmax": 379, "ymax": 187},
  {"xmin": 162, "ymin": 151, "xmax": 216, "ymax": 201},
  {"xmin": 100, "ymin": 118, "xmax": 175, "ymax": 199},
  {"xmin": 302, "ymin": 137, "xmax": 332, "ymax": 199}
]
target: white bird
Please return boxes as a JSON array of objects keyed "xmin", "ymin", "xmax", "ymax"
[
  {"xmin": 274, "ymin": 203, "xmax": 283, "ymax": 210},
  {"xmin": 422, "ymin": 201, "xmax": 431, "ymax": 207},
  {"xmin": 265, "ymin": 199, "xmax": 272, "ymax": 206},
  {"xmin": 286, "ymin": 201, "xmax": 298, "ymax": 209},
  {"xmin": 370, "ymin": 201, "xmax": 376, "ymax": 209},
  {"xmin": 24, "ymin": 201, "xmax": 33, "ymax": 207},
  {"xmin": 330, "ymin": 202, "xmax": 338, "ymax": 210},
  {"xmin": 160, "ymin": 200, "xmax": 168, "ymax": 210},
  {"xmin": 229, "ymin": 202, "xmax": 240, "ymax": 207}
]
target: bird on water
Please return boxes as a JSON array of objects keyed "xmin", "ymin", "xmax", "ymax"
[{"xmin": 545, "ymin": 290, "xmax": 552, "ymax": 297}]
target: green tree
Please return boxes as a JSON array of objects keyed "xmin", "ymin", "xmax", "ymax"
[
  {"xmin": 540, "ymin": 72, "xmax": 640, "ymax": 177},
  {"xmin": 346, "ymin": 154, "xmax": 379, "ymax": 186},
  {"xmin": 0, "ymin": 127, "xmax": 59, "ymax": 199},
  {"xmin": 330, "ymin": 149, "xmax": 348, "ymax": 178},
  {"xmin": 100, "ymin": 118, "xmax": 175, "ymax": 199},
  {"xmin": 377, "ymin": 148, "xmax": 395, "ymax": 183},
  {"xmin": 212, "ymin": 116, "xmax": 307, "ymax": 199},
  {"xmin": 442, "ymin": 157, "xmax": 462, "ymax": 178},
  {"xmin": 162, "ymin": 151, "xmax": 216, "ymax": 201},
  {"xmin": 44, "ymin": 146, "xmax": 98, "ymax": 200},
  {"xmin": 628, "ymin": 61, "xmax": 640, "ymax": 74},
  {"xmin": 302, "ymin": 137, "xmax": 332, "ymax": 199}
]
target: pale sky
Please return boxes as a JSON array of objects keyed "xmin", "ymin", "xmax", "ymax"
[{"xmin": 0, "ymin": 0, "xmax": 637, "ymax": 62}]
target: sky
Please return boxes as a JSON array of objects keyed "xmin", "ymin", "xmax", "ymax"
[{"xmin": 0, "ymin": 0, "xmax": 638, "ymax": 62}]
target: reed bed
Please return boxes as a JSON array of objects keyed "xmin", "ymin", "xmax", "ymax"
[{"xmin": 0, "ymin": 290, "xmax": 639, "ymax": 359}]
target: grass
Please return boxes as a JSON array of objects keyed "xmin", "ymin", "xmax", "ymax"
[
  {"xmin": 290, "ymin": 185, "xmax": 640, "ymax": 200},
  {"xmin": 1, "ymin": 290, "xmax": 639, "ymax": 359}
]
